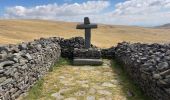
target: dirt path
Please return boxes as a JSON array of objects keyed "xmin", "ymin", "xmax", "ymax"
[{"xmin": 21, "ymin": 60, "xmax": 148, "ymax": 100}]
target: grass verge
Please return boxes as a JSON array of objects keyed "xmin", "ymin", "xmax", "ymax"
[
  {"xmin": 111, "ymin": 60, "xmax": 151, "ymax": 100},
  {"xmin": 22, "ymin": 58, "xmax": 70, "ymax": 100}
]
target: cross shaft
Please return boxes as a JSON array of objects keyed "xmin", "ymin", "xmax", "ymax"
[{"xmin": 76, "ymin": 17, "xmax": 97, "ymax": 49}]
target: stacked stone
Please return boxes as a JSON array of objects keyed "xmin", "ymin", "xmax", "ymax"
[
  {"xmin": 101, "ymin": 47, "xmax": 115, "ymax": 59},
  {"xmin": 58, "ymin": 37, "xmax": 85, "ymax": 58},
  {"xmin": 0, "ymin": 38, "xmax": 61, "ymax": 100},
  {"xmin": 58, "ymin": 37, "xmax": 97, "ymax": 58},
  {"xmin": 114, "ymin": 42, "xmax": 170, "ymax": 100},
  {"xmin": 73, "ymin": 48, "xmax": 101, "ymax": 59}
]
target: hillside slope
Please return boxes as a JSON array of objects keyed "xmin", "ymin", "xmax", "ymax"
[
  {"xmin": 0, "ymin": 19, "xmax": 170, "ymax": 48},
  {"xmin": 156, "ymin": 23, "xmax": 170, "ymax": 29}
]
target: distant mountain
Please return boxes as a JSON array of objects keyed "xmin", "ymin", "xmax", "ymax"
[{"xmin": 156, "ymin": 23, "xmax": 170, "ymax": 29}]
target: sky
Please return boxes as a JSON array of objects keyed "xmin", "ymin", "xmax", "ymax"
[{"xmin": 0, "ymin": 0, "xmax": 170, "ymax": 26}]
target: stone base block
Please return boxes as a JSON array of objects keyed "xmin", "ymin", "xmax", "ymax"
[
  {"xmin": 73, "ymin": 48, "xmax": 101, "ymax": 59},
  {"xmin": 73, "ymin": 58, "xmax": 103, "ymax": 65}
]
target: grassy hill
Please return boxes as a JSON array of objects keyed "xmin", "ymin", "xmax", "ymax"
[
  {"xmin": 156, "ymin": 23, "xmax": 170, "ymax": 29},
  {"xmin": 0, "ymin": 19, "xmax": 170, "ymax": 48}
]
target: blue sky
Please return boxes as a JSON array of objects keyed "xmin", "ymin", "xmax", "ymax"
[
  {"xmin": 0, "ymin": 0, "xmax": 123, "ymax": 15},
  {"xmin": 0, "ymin": 0, "xmax": 170, "ymax": 26}
]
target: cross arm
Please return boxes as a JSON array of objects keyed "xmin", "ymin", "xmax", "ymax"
[{"xmin": 76, "ymin": 24, "xmax": 97, "ymax": 29}]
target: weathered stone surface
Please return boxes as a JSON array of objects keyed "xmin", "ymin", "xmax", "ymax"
[
  {"xmin": 101, "ymin": 47, "xmax": 115, "ymax": 58},
  {"xmin": 51, "ymin": 92, "xmax": 64, "ymax": 100},
  {"xmin": 73, "ymin": 59, "xmax": 103, "ymax": 65},
  {"xmin": 0, "ymin": 37, "xmax": 61, "ymax": 100},
  {"xmin": 86, "ymin": 96, "xmax": 95, "ymax": 100},
  {"xmin": 88, "ymin": 88, "xmax": 96, "ymax": 94},
  {"xmin": 74, "ymin": 90, "xmax": 86, "ymax": 96},
  {"xmin": 0, "ymin": 77, "xmax": 6, "ymax": 83},
  {"xmin": 64, "ymin": 97, "xmax": 77, "ymax": 100},
  {"xmin": 97, "ymin": 90, "xmax": 112, "ymax": 95},
  {"xmin": 0, "ymin": 61, "xmax": 14, "ymax": 68},
  {"xmin": 114, "ymin": 42, "xmax": 170, "ymax": 100},
  {"xmin": 73, "ymin": 48, "xmax": 101, "ymax": 59},
  {"xmin": 58, "ymin": 37, "xmax": 85, "ymax": 58},
  {"xmin": 101, "ymin": 82, "xmax": 114, "ymax": 87}
]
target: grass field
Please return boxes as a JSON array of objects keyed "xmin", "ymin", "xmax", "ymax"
[{"xmin": 0, "ymin": 19, "xmax": 170, "ymax": 48}]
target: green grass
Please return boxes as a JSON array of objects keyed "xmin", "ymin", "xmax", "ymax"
[
  {"xmin": 49, "ymin": 57, "xmax": 71, "ymax": 72},
  {"xmin": 23, "ymin": 79, "xmax": 44, "ymax": 100},
  {"xmin": 22, "ymin": 58, "xmax": 70, "ymax": 100},
  {"xmin": 111, "ymin": 60, "xmax": 151, "ymax": 100}
]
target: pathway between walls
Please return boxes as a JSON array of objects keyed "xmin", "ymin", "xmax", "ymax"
[{"xmin": 21, "ymin": 60, "xmax": 127, "ymax": 100}]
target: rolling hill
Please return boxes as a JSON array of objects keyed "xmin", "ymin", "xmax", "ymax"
[
  {"xmin": 0, "ymin": 19, "xmax": 170, "ymax": 48},
  {"xmin": 156, "ymin": 23, "xmax": 170, "ymax": 29}
]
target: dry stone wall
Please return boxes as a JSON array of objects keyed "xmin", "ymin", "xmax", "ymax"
[
  {"xmin": 0, "ymin": 38, "xmax": 61, "ymax": 100},
  {"xmin": 101, "ymin": 47, "xmax": 115, "ymax": 59},
  {"xmin": 1, "ymin": 35, "xmax": 170, "ymax": 100},
  {"xmin": 0, "ymin": 36, "xmax": 95, "ymax": 100},
  {"xmin": 58, "ymin": 37, "xmax": 85, "ymax": 58},
  {"xmin": 114, "ymin": 42, "xmax": 170, "ymax": 100}
]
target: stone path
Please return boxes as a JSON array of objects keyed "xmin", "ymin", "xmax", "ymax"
[
  {"xmin": 29, "ymin": 60, "xmax": 127, "ymax": 100},
  {"xmin": 18, "ymin": 59, "xmax": 149, "ymax": 100}
]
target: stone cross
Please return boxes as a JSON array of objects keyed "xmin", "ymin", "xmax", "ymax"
[{"xmin": 76, "ymin": 17, "xmax": 97, "ymax": 49}]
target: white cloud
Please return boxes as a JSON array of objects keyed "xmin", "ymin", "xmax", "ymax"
[
  {"xmin": 113, "ymin": 0, "xmax": 170, "ymax": 15},
  {"xmin": 4, "ymin": 1, "xmax": 109, "ymax": 19},
  {"xmin": 108, "ymin": 0, "xmax": 170, "ymax": 26},
  {"xmin": 3, "ymin": 0, "xmax": 170, "ymax": 26}
]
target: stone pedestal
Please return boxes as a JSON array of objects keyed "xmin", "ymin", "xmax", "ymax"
[{"xmin": 73, "ymin": 48, "xmax": 103, "ymax": 65}]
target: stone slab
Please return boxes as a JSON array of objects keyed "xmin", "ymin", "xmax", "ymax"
[
  {"xmin": 73, "ymin": 59, "xmax": 103, "ymax": 66},
  {"xmin": 73, "ymin": 48, "xmax": 101, "ymax": 59}
]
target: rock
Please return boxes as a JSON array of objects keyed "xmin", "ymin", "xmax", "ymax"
[
  {"xmin": 101, "ymin": 82, "xmax": 114, "ymax": 87},
  {"xmin": 127, "ymin": 90, "xmax": 134, "ymax": 97},
  {"xmin": 74, "ymin": 91, "xmax": 86, "ymax": 96},
  {"xmin": 97, "ymin": 90, "xmax": 112, "ymax": 95},
  {"xmin": 0, "ymin": 51, "xmax": 7, "ymax": 59},
  {"xmin": 25, "ymin": 53, "xmax": 32, "ymax": 60},
  {"xmin": 0, "ymin": 78, "xmax": 13, "ymax": 86},
  {"xmin": 81, "ymin": 84, "xmax": 89, "ymax": 88},
  {"xmin": 58, "ymin": 76, "xmax": 65, "ymax": 79},
  {"xmin": 73, "ymin": 58, "xmax": 103, "ymax": 66},
  {"xmin": 59, "ymin": 88, "xmax": 71, "ymax": 94},
  {"xmin": 110, "ymin": 80, "xmax": 120, "ymax": 85},
  {"xmin": 98, "ymin": 98, "xmax": 106, "ymax": 100},
  {"xmin": 153, "ymin": 74, "xmax": 161, "ymax": 80},
  {"xmin": 86, "ymin": 96, "xmax": 95, "ymax": 100},
  {"xmin": 93, "ymin": 85, "xmax": 105, "ymax": 90},
  {"xmin": 103, "ymin": 72, "xmax": 113, "ymax": 76},
  {"xmin": 157, "ymin": 80, "xmax": 168, "ymax": 87},
  {"xmin": 88, "ymin": 88, "xmax": 96, "ymax": 94},
  {"xmin": 164, "ymin": 56, "xmax": 170, "ymax": 60},
  {"xmin": 51, "ymin": 92, "xmax": 64, "ymax": 100},
  {"xmin": 64, "ymin": 97, "xmax": 77, "ymax": 100},
  {"xmin": 18, "ymin": 43, "xmax": 27, "ymax": 50},
  {"xmin": 76, "ymin": 80, "xmax": 88, "ymax": 84},
  {"xmin": 0, "ymin": 61, "xmax": 14, "ymax": 69},
  {"xmin": 157, "ymin": 62, "xmax": 169, "ymax": 71},
  {"xmin": 0, "ymin": 77, "xmax": 6, "ymax": 83},
  {"xmin": 0, "ymin": 69, "xmax": 4, "ymax": 74},
  {"xmin": 160, "ymin": 69, "xmax": 170, "ymax": 76}
]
